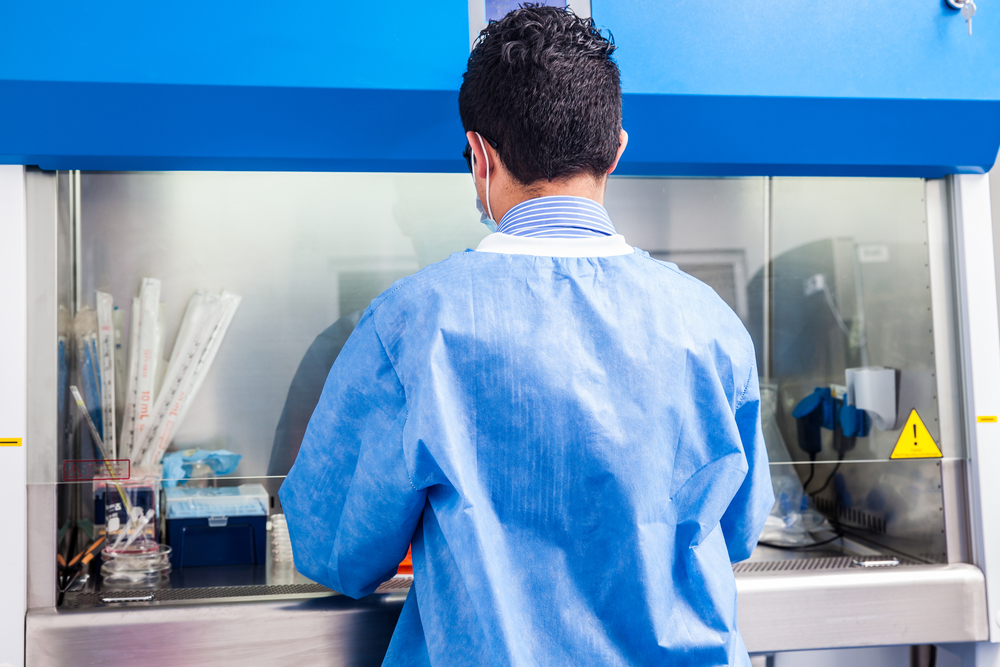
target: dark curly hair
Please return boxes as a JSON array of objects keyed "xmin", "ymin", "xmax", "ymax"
[{"xmin": 459, "ymin": 4, "xmax": 622, "ymax": 186}]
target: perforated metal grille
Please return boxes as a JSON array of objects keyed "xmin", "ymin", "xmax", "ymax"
[
  {"xmin": 64, "ymin": 583, "xmax": 334, "ymax": 607},
  {"xmin": 733, "ymin": 555, "xmax": 909, "ymax": 574},
  {"xmin": 376, "ymin": 576, "xmax": 413, "ymax": 591},
  {"xmin": 64, "ymin": 576, "xmax": 415, "ymax": 607},
  {"xmin": 813, "ymin": 497, "xmax": 888, "ymax": 534}
]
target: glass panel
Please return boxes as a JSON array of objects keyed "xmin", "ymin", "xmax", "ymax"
[
  {"xmin": 762, "ymin": 177, "xmax": 943, "ymax": 463},
  {"xmin": 50, "ymin": 172, "xmax": 490, "ymax": 604},
  {"xmin": 78, "ymin": 171, "xmax": 488, "ymax": 482},
  {"xmin": 37, "ymin": 172, "xmax": 959, "ymax": 606},
  {"xmin": 756, "ymin": 177, "xmax": 948, "ymax": 562}
]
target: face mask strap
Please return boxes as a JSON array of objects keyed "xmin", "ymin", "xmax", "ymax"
[{"xmin": 475, "ymin": 133, "xmax": 495, "ymax": 223}]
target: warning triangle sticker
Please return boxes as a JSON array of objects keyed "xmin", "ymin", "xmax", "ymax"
[{"xmin": 890, "ymin": 409, "xmax": 943, "ymax": 459}]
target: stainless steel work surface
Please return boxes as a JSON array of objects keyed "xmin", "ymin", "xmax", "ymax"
[
  {"xmin": 738, "ymin": 563, "xmax": 989, "ymax": 653},
  {"xmin": 27, "ymin": 593, "xmax": 408, "ymax": 667},
  {"xmin": 27, "ymin": 562, "xmax": 988, "ymax": 665}
]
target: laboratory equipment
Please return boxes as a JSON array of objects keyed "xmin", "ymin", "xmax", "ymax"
[
  {"xmin": 100, "ymin": 544, "xmax": 172, "ymax": 584},
  {"xmin": 132, "ymin": 290, "xmax": 242, "ymax": 467},
  {"xmin": 95, "ymin": 292, "xmax": 117, "ymax": 458},
  {"xmin": 1, "ymin": 0, "xmax": 998, "ymax": 661},
  {"xmin": 164, "ymin": 484, "xmax": 268, "ymax": 568},
  {"xmin": 270, "ymin": 514, "xmax": 294, "ymax": 564},
  {"xmin": 119, "ymin": 277, "xmax": 161, "ymax": 460},
  {"xmin": 846, "ymin": 366, "xmax": 899, "ymax": 431},
  {"xmin": 17, "ymin": 169, "xmax": 988, "ymax": 667},
  {"xmin": 161, "ymin": 448, "xmax": 241, "ymax": 488},
  {"xmin": 103, "ymin": 482, "xmax": 158, "ymax": 548}
]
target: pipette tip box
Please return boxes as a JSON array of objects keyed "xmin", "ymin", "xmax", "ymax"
[{"xmin": 164, "ymin": 484, "xmax": 268, "ymax": 568}]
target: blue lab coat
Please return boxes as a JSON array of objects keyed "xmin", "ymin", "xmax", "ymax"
[{"xmin": 280, "ymin": 247, "xmax": 773, "ymax": 667}]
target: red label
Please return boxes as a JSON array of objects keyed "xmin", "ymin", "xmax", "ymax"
[{"xmin": 63, "ymin": 459, "xmax": 131, "ymax": 482}]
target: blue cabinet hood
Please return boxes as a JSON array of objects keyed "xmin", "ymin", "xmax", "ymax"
[{"xmin": 1, "ymin": 1, "xmax": 997, "ymax": 176}]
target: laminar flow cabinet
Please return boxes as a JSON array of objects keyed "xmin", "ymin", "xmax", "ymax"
[
  {"xmin": 8, "ymin": 168, "xmax": 998, "ymax": 666},
  {"xmin": 3, "ymin": 2, "xmax": 1000, "ymax": 666}
]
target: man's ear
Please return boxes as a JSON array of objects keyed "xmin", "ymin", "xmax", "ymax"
[
  {"xmin": 606, "ymin": 129, "xmax": 629, "ymax": 176},
  {"xmin": 466, "ymin": 130, "xmax": 493, "ymax": 180}
]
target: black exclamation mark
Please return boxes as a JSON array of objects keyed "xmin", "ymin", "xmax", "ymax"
[{"xmin": 913, "ymin": 423, "xmax": 918, "ymax": 448}]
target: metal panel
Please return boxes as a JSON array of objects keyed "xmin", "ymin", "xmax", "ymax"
[
  {"xmin": 25, "ymin": 168, "xmax": 70, "ymax": 609},
  {"xmin": 25, "ymin": 564, "xmax": 988, "ymax": 663},
  {"xmin": 5, "ymin": 3, "xmax": 1000, "ymax": 174},
  {"xmin": 25, "ymin": 168, "xmax": 58, "ymax": 485},
  {"xmin": 1, "ymin": 3, "xmax": 471, "ymax": 91},
  {"xmin": 26, "ymin": 594, "xmax": 408, "ymax": 667},
  {"xmin": 942, "ymin": 458, "xmax": 972, "ymax": 564},
  {"xmin": 951, "ymin": 174, "xmax": 1000, "ymax": 641},
  {"xmin": 25, "ymin": 485, "xmax": 56, "ymax": 611},
  {"xmin": 24, "ymin": 168, "xmax": 72, "ymax": 614},
  {"xmin": 928, "ymin": 175, "xmax": 970, "ymax": 565},
  {"xmin": 25, "ymin": 169, "xmax": 59, "ymax": 613},
  {"xmin": 804, "ymin": 460, "xmax": 947, "ymax": 563},
  {"xmin": 737, "ymin": 564, "xmax": 988, "ymax": 653},
  {"xmin": 596, "ymin": 2, "xmax": 1000, "ymax": 101},
  {"xmin": 927, "ymin": 178, "xmax": 966, "ymax": 463},
  {"xmin": 0, "ymin": 164, "xmax": 28, "ymax": 666}
]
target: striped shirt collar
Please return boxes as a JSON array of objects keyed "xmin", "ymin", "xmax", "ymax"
[{"xmin": 496, "ymin": 196, "xmax": 617, "ymax": 239}]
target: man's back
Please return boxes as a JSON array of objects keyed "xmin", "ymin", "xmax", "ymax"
[{"xmin": 281, "ymin": 247, "xmax": 773, "ymax": 666}]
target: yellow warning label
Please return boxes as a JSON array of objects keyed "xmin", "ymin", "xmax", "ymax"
[
  {"xmin": 891, "ymin": 410, "xmax": 942, "ymax": 459},
  {"xmin": 978, "ymin": 416, "xmax": 998, "ymax": 423},
  {"xmin": 0, "ymin": 438, "xmax": 21, "ymax": 447}
]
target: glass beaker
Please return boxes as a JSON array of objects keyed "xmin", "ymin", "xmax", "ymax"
[{"xmin": 104, "ymin": 480, "xmax": 159, "ymax": 554}]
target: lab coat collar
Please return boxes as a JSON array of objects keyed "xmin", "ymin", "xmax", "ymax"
[{"xmin": 475, "ymin": 232, "xmax": 634, "ymax": 258}]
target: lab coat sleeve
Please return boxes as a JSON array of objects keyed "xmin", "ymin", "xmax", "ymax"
[
  {"xmin": 719, "ymin": 367, "xmax": 774, "ymax": 563},
  {"xmin": 279, "ymin": 309, "xmax": 426, "ymax": 598}
]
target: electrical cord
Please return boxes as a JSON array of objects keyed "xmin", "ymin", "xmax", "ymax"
[
  {"xmin": 801, "ymin": 459, "xmax": 816, "ymax": 490},
  {"xmin": 758, "ymin": 531, "xmax": 845, "ymax": 552},
  {"xmin": 808, "ymin": 454, "xmax": 845, "ymax": 496},
  {"xmin": 808, "ymin": 271, "xmax": 870, "ymax": 363},
  {"xmin": 821, "ymin": 284, "xmax": 852, "ymax": 338}
]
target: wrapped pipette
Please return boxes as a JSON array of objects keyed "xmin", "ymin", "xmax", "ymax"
[
  {"xmin": 118, "ymin": 296, "xmax": 140, "ymax": 461},
  {"xmin": 132, "ymin": 290, "xmax": 242, "ymax": 466},
  {"xmin": 119, "ymin": 278, "xmax": 161, "ymax": 460},
  {"xmin": 113, "ymin": 305, "xmax": 126, "ymax": 426},
  {"xmin": 73, "ymin": 309, "xmax": 104, "ymax": 446},
  {"xmin": 96, "ymin": 292, "xmax": 117, "ymax": 458}
]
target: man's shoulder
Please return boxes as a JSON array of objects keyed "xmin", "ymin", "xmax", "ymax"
[
  {"xmin": 633, "ymin": 251, "xmax": 756, "ymax": 358},
  {"xmin": 367, "ymin": 251, "xmax": 476, "ymax": 316},
  {"xmin": 637, "ymin": 252, "xmax": 745, "ymax": 315},
  {"xmin": 634, "ymin": 252, "xmax": 718, "ymax": 294}
]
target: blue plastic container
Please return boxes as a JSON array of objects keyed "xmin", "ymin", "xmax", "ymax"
[
  {"xmin": 167, "ymin": 514, "xmax": 267, "ymax": 568},
  {"xmin": 164, "ymin": 484, "xmax": 269, "ymax": 568}
]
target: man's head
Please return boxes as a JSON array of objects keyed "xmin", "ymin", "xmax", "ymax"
[{"xmin": 460, "ymin": 5, "xmax": 627, "ymax": 219}]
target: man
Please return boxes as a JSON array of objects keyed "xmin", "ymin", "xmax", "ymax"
[{"xmin": 280, "ymin": 6, "xmax": 772, "ymax": 666}]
